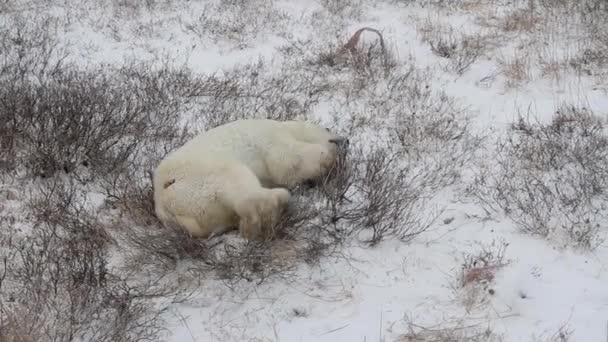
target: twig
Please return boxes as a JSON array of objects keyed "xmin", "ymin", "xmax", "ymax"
[{"xmin": 339, "ymin": 27, "xmax": 386, "ymax": 55}]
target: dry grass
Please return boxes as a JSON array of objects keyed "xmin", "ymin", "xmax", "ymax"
[
  {"xmin": 531, "ymin": 322, "xmax": 574, "ymax": 342},
  {"xmin": 417, "ymin": 17, "xmax": 496, "ymax": 75},
  {"xmin": 397, "ymin": 316, "xmax": 503, "ymax": 342},
  {"xmin": 452, "ymin": 239, "xmax": 510, "ymax": 311},
  {"xmin": 498, "ymin": 52, "xmax": 531, "ymax": 88},
  {"xmin": 501, "ymin": 7, "xmax": 539, "ymax": 32}
]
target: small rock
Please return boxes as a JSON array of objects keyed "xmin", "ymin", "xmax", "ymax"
[
  {"xmin": 1, "ymin": 188, "xmax": 18, "ymax": 201},
  {"xmin": 443, "ymin": 217, "xmax": 454, "ymax": 225},
  {"xmin": 292, "ymin": 307, "xmax": 308, "ymax": 318}
]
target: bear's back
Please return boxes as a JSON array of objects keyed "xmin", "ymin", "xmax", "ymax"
[{"xmin": 157, "ymin": 119, "xmax": 287, "ymax": 182}]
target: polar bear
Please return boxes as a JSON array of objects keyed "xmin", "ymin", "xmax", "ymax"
[{"xmin": 153, "ymin": 118, "xmax": 348, "ymax": 240}]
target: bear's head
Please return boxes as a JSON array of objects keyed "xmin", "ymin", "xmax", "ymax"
[
  {"xmin": 283, "ymin": 120, "xmax": 350, "ymax": 188},
  {"xmin": 283, "ymin": 120, "xmax": 349, "ymax": 150}
]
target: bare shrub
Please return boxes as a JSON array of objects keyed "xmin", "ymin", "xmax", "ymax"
[
  {"xmin": 471, "ymin": 0, "xmax": 608, "ymax": 83},
  {"xmin": 430, "ymin": 34, "xmax": 458, "ymax": 58},
  {"xmin": 316, "ymin": 145, "xmax": 358, "ymax": 227},
  {"xmin": 183, "ymin": 0, "xmax": 290, "ymax": 49},
  {"xmin": 469, "ymin": 105, "xmax": 608, "ymax": 249},
  {"xmin": 0, "ymin": 179, "xmax": 180, "ymax": 342},
  {"xmin": 319, "ymin": 0, "xmax": 365, "ymax": 20},
  {"xmin": 579, "ymin": 2, "xmax": 608, "ymax": 73},
  {"xmin": 391, "ymin": 82, "xmax": 479, "ymax": 181},
  {"xmin": 569, "ymin": 47, "xmax": 608, "ymax": 77},
  {"xmin": 0, "ymin": 69, "xmax": 149, "ymax": 178},
  {"xmin": 501, "ymin": 7, "xmax": 539, "ymax": 32},
  {"xmin": 442, "ymin": 36, "xmax": 485, "ymax": 75},
  {"xmin": 339, "ymin": 27, "xmax": 398, "ymax": 80},
  {"xmin": 276, "ymin": 28, "xmax": 400, "ymax": 100},
  {"xmin": 194, "ymin": 57, "xmax": 332, "ymax": 129},
  {"xmin": 209, "ymin": 240, "xmax": 298, "ymax": 287},
  {"xmin": 312, "ymin": 143, "xmax": 444, "ymax": 247},
  {"xmin": 0, "ymin": 58, "xmax": 220, "ymax": 179},
  {"xmin": 118, "ymin": 220, "xmax": 215, "ymax": 273},
  {"xmin": 111, "ymin": 0, "xmax": 173, "ymax": 15},
  {"xmin": 339, "ymin": 68, "xmax": 481, "ymax": 192},
  {"xmin": 265, "ymin": 191, "xmax": 322, "ymax": 241},
  {"xmin": 307, "ymin": 64, "xmax": 481, "ymax": 246},
  {"xmin": 299, "ymin": 27, "xmax": 398, "ymax": 88},
  {"xmin": 350, "ymin": 149, "xmax": 439, "ymax": 245},
  {"xmin": 429, "ymin": 32, "xmax": 486, "ymax": 75},
  {"xmin": 0, "ymin": 12, "xmax": 69, "ymax": 82}
]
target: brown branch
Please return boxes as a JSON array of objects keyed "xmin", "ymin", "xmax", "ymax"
[{"xmin": 340, "ymin": 27, "xmax": 386, "ymax": 55}]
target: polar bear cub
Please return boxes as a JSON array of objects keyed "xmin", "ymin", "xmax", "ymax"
[{"xmin": 153, "ymin": 118, "xmax": 347, "ymax": 240}]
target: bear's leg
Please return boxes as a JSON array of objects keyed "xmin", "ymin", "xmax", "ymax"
[
  {"xmin": 232, "ymin": 188, "xmax": 290, "ymax": 240},
  {"xmin": 258, "ymin": 188, "xmax": 290, "ymax": 240},
  {"xmin": 219, "ymin": 163, "xmax": 290, "ymax": 240},
  {"xmin": 175, "ymin": 214, "xmax": 206, "ymax": 238},
  {"xmin": 265, "ymin": 141, "xmax": 336, "ymax": 188},
  {"xmin": 231, "ymin": 191, "xmax": 261, "ymax": 240}
]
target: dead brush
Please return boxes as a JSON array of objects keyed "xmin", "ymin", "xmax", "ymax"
[
  {"xmin": 315, "ymin": 27, "xmax": 397, "ymax": 78},
  {"xmin": 498, "ymin": 53, "xmax": 531, "ymax": 88},
  {"xmin": 264, "ymin": 192, "xmax": 320, "ymax": 241},
  {"xmin": 183, "ymin": 0, "xmax": 290, "ymax": 48},
  {"xmin": 501, "ymin": 8, "xmax": 540, "ymax": 33},
  {"xmin": 210, "ymin": 239, "xmax": 299, "ymax": 287},
  {"xmin": 319, "ymin": 0, "xmax": 364, "ymax": 19},
  {"xmin": 317, "ymin": 143, "xmax": 358, "ymax": 227},
  {"xmin": 470, "ymin": 105, "xmax": 608, "ymax": 249},
  {"xmin": 347, "ymin": 147, "xmax": 441, "ymax": 246},
  {"xmin": 1, "ymin": 179, "xmax": 178, "ymax": 342},
  {"xmin": 118, "ymin": 220, "xmax": 215, "ymax": 273},
  {"xmin": 0, "ymin": 59, "xmax": 212, "ymax": 179},
  {"xmin": 531, "ymin": 322, "xmax": 574, "ymax": 342},
  {"xmin": 341, "ymin": 27, "xmax": 397, "ymax": 77},
  {"xmin": 352, "ymin": 150, "xmax": 419, "ymax": 245},
  {"xmin": 430, "ymin": 36, "xmax": 458, "ymax": 58},
  {"xmin": 460, "ymin": 239, "xmax": 509, "ymax": 288},
  {"xmin": 452, "ymin": 240, "xmax": 510, "ymax": 312},
  {"xmin": 569, "ymin": 48, "xmax": 608, "ymax": 77},
  {"xmin": 425, "ymin": 23, "xmax": 487, "ymax": 75},
  {"xmin": 0, "ymin": 13, "xmax": 69, "ymax": 82},
  {"xmin": 397, "ymin": 315, "xmax": 503, "ymax": 342},
  {"xmin": 195, "ymin": 57, "xmax": 330, "ymax": 129}
]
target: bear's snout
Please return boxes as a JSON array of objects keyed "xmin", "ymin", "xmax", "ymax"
[{"xmin": 328, "ymin": 137, "xmax": 349, "ymax": 149}]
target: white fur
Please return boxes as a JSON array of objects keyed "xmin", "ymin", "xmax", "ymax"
[{"xmin": 153, "ymin": 119, "xmax": 343, "ymax": 240}]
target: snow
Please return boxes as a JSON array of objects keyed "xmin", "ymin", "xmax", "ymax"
[
  {"xmin": 162, "ymin": 204, "xmax": 608, "ymax": 341},
  {"xmin": 3, "ymin": 0, "xmax": 608, "ymax": 341}
]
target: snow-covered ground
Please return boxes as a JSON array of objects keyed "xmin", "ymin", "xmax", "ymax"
[{"xmin": 2, "ymin": 0, "xmax": 608, "ymax": 341}]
